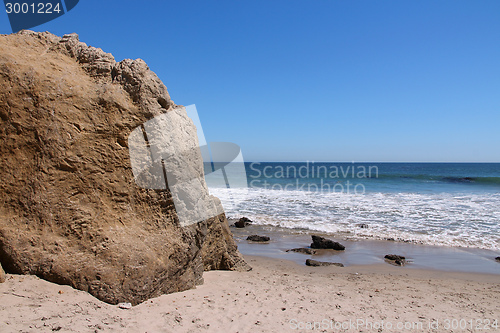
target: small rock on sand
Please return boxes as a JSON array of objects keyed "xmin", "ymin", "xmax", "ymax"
[
  {"xmin": 118, "ymin": 302, "xmax": 132, "ymax": 309},
  {"xmin": 495, "ymin": 257, "xmax": 500, "ymax": 263},
  {"xmin": 247, "ymin": 235, "xmax": 270, "ymax": 242},
  {"xmin": 306, "ymin": 259, "xmax": 344, "ymax": 267},
  {"xmin": 286, "ymin": 248, "xmax": 317, "ymax": 255}
]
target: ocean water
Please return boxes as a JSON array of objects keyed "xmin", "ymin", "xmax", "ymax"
[{"xmin": 206, "ymin": 163, "xmax": 500, "ymax": 251}]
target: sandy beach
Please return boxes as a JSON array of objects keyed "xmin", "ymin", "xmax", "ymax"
[{"xmin": 1, "ymin": 253, "xmax": 499, "ymax": 333}]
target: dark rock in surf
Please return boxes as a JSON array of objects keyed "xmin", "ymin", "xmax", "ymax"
[
  {"xmin": 306, "ymin": 259, "xmax": 344, "ymax": 267},
  {"xmin": 234, "ymin": 217, "xmax": 252, "ymax": 228},
  {"xmin": 247, "ymin": 235, "xmax": 270, "ymax": 242},
  {"xmin": 384, "ymin": 254, "xmax": 405, "ymax": 261},
  {"xmin": 356, "ymin": 224, "xmax": 369, "ymax": 229},
  {"xmin": 286, "ymin": 248, "xmax": 317, "ymax": 255},
  {"xmin": 495, "ymin": 257, "xmax": 500, "ymax": 263},
  {"xmin": 310, "ymin": 235, "xmax": 345, "ymax": 251},
  {"xmin": 384, "ymin": 254, "xmax": 406, "ymax": 266}
]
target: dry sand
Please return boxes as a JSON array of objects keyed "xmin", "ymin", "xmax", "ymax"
[{"xmin": 1, "ymin": 255, "xmax": 499, "ymax": 333}]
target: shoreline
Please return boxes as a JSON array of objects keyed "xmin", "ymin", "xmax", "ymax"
[
  {"xmin": 230, "ymin": 222, "xmax": 500, "ymax": 276},
  {"xmin": 1, "ymin": 254, "xmax": 499, "ymax": 332}
]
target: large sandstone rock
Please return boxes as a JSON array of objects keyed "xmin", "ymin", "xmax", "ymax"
[{"xmin": 0, "ymin": 31, "xmax": 249, "ymax": 305}]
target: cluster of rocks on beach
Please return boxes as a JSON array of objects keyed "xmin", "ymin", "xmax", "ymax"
[
  {"xmin": 231, "ymin": 217, "xmax": 417, "ymax": 267},
  {"xmin": 231, "ymin": 217, "xmax": 500, "ymax": 268}
]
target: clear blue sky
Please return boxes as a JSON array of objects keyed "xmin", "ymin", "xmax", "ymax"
[{"xmin": 2, "ymin": 0, "xmax": 499, "ymax": 162}]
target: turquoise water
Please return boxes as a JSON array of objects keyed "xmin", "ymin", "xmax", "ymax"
[{"xmin": 207, "ymin": 163, "xmax": 500, "ymax": 251}]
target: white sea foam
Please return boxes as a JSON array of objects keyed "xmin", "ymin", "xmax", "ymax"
[{"xmin": 210, "ymin": 187, "xmax": 500, "ymax": 251}]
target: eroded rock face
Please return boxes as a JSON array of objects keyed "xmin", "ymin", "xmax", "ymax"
[{"xmin": 0, "ymin": 31, "xmax": 249, "ymax": 305}]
